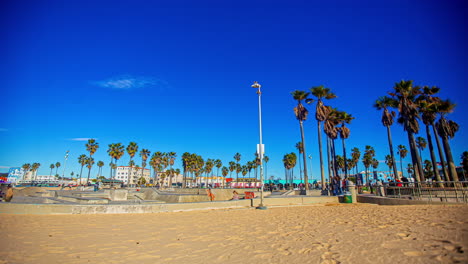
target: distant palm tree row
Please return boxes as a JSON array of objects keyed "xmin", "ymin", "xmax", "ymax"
[{"xmin": 288, "ymin": 80, "xmax": 462, "ymax": 189}]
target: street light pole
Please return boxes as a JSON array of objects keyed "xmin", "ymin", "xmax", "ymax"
[
  {"xmin": 62, "ymin": 150, "xmax": 69, "ymax": 182},
  {"xmin": 252, "ymin": 81, "xmax": 267, "ymax": 210},
  {"xmin": 308, "ymin": 154, "xmax": 313, "ymax": 185}
]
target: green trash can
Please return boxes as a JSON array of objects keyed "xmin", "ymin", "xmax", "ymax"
[{"xmin": 343, "ymin": 192, "xmax": 352, "ymax": 203}]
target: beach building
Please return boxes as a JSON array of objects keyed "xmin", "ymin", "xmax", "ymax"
[{"xmin": 115, "ymin": 166, "xmax": 150, "ymax": 185}]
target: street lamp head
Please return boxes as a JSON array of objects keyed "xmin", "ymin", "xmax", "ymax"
[{"xmin": 251, "ymin": 81, "xmax": 261, "ymax": 89}]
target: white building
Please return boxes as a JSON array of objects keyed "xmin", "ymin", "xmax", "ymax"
[{"xmin": 115, "ymin": 166, "xmax": 151, "ymax": 185}]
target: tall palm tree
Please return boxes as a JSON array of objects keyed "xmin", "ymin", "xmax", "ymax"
[
  {"xmin": 263, "ymin": 155, "xmax": 269, "ymax": 180},
  {"xmin": 55, "ymin": 162, "xmax": 61, "ymax": 178},
  {"xmin": 282, "ymin": 153, "xmax": 297, "ymax": 188},
  {"xmin": 181, "ymin": 152, "xmax": 191, "ymax": 188},
  {"xmin": 389, "ymin": 80, "xmax": 424, "ymax": 182},
  {"xmin": 351, "ymin": 147, "xmax": 361, "ymax": 179},
  {"xmin": 150, "ymin": 152, "xmax": 163, "ymax": 185},
  {"xmin": 86, "ymin": 139, "xmax": 99, "ymax": 182},
  {"xmin": 415, "ymin": 137, "xmax": 427, "ymax": 161},
  {"xmin": 291, "ymin": 90, "xmax": 311, "ymax": 190},
  {"xmin": 374, "ymin": 96, "xmax": 399, "ymax": 179},
  {"xmin": 385, "ymin": 155, "xmax": 394, "ymax": 178},
  {"xmin": 78, "ymin": 155, "xmax": 87, "ymax": 185},
  {"xmin": 22, "ymin": 163, "xmax": 31, "ymax": 180},
  {"xmin": 222, "ymin": 166, "xmax": 229, "ymax": 187},
  {"xmin": 49, "ymin": 164, "xmax": 55, "ymax": 177},
  {"xmin": 140, "ymin": 148, "xmax": 151, "ymax": 185},
  {"xmin": 97, "ymin": 161, "xmax": 104, "ymax": 178},
  {"xmin": 31, "ymin": 163, "xmax": 40, "ymax": 181},
  {"xmin": 337, "ymin": 110, "xmax": 354, "ymax": 180},
  {"xmin": 436, "ymin": 115, "xmax": 460, "ymax": 182},
  {"xmin": 234, "ymin": 153, "xmax": 241, "ymax": 182},
  {"xmin": 107, "ymin": 143, "xmax": 125, "ymax": 179},
  {"xmin": 310, "ymin": 85, "xmax": 337, "ymax": 190},
  {"xmin": 86, "ymin": 157, "xmax": 95, "ymax": 183},
  {"xmin": 126, "ymin": 142, "xmax": 139, "ymax": 185},
  {"xmin": 423, "ymin": 160, "xmax": 434, "ymax": 180},
  {"xmin": 228, "ymin": 161, "xmax": 236, "ymax": 178},
  {"xmin": 397, "ymin": 145, "xmax": 408, "ymax": 178},
  {"xmin": 215, "ymin": 159, "xmax": 222, "ymax": 177},
  {"xmin": 362, "ymin": 146, "xmax": 375, "ymax": 187},
  {"xmin": 323, "ymin": 107, "xmax": 340, "ymax": 181},
  {"xmin": 461, "ymin": 152, "xmax": 468, "ymax": 177},
  {"xmin": 417, "ymin": 87, "xmax": 445, "ymax": 184}
]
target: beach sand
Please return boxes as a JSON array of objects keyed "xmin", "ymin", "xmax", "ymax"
[{"xmin": 0, "ymin": 204, "xmax": 466, "ymax": 264}]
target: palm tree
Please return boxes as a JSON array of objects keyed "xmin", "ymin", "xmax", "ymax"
[
  {"xmin": 389, "ymin": 80, "xmax": 424, "ymax": 182},
  {"xmin": 282, "ymin": 153, "xmax": 297, "ymax": 189},
  {"xmin": 85, "ymin": 139, "xmax": 99, "ymax": 182},
  {"xmin": 362, "ymin": 146, "xmax": 375, "ymax": 187},
  {"xmin": 263, "ymin": 155, "xmax": 269, "ymax": 180},
  {"xmin": 337, "ymin": 110, "xmax": 354, "ymax": 180},
  {"xmin": 351, "ymin": 147, "xmax": 361, "ymax": 179},
  {"xmin": 385, "ymin": 155, "xmax": 394, "ymax": 178},
  {"xmin": 86, "ymin": 157, "xmax": 95, "ymax": 183},
  {"xmin": 181, "ymin": 152, "xmax": 191, "ymax": 188},
  {"xmin": 222, "ymin": 166, "xmax": 229, "ymax": 187},
  {"xmin": 415, "ymin": 137, "xmax": 427, "ymax": 161},
  {"xmin": 423, "ymin": 160, "xmax": 434, "ymax": 180},
  {"xmin": 417, "ymin": 87, "xmax": 445, "ymax": 184},
  {"xmin": 234, "ymin": 153, "xmax": 241, "ymax": 182},
  {"xmin": 310, "ymin": 85, "xmax": 337, "ymax": 190},
  {"xmin": 139, "ymin": 148, "xmax": 151, "ymax": 185},
  {"xmin": 291, "ymin": 90, "xmax": 311, "ymax": 190},
  {"xmin": 126, "ymin": 142, "xmax": 139, "ymax": 185},
  {"xmin": 215, "ymin": 159, "xmax": 222, "ymax": 177},
  {"xmin": 97, "ymin": 161, "xmax": 104, "ymax": 178},
  {"xmin": 55, "ymin": 162, "xmax": 61, "ymax": 178},
  {"xmin": 150, "ymin": 152, "xmax": 163, "ymax": 185},
  {"xmin": 78, "ymin": 155, "xmax": 87, "ymax": 185},
  {"xmin": 31, "ymin": 163, "xmax": 40, "ymax": 181},
  {"xmin": 461, "ymin": 152, "xmax": 468, "ymax": 177},
  {"xmin": 107, "ymin": 143, "xmax": 125, "ymax": 179},
  {"xmin": 436, "ymin": 115, "xmax": 460, "ymax": 182},
  {"xmin": 374, "ymin": 96, "xmax": 399, "ymax": 180},
  {"xmin": 323, "ymin": 107, "xmax": 341, "ymax": 181},
  {"xmin": 228, "ymin": 161, "xmax": 236, "ymax": 178},
  {"xmin": 397, "ymin": 145, "xmax": 408, "ymax": 178},
  {"xmin": 49, "ymin": 164, "xmax": 55, "ymax": 177},
  {"xmin": 22, "ymin": 163, "xmax": 31, "ymax": 180},
  {"xmin": 295, "ymin": 142, "xmax": 304, "ymax": 182}
]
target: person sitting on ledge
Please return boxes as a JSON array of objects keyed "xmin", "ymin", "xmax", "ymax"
[{"xmin": 230, "ymin": 190, "xmax": 239, "ymax": 200}]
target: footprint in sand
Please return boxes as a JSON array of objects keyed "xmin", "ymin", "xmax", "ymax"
[
  {"xmin": 403, "ymin": 251, "xmax": 424, "ymax": 257},
  {"xmin": 164, "ymin": 243, "xmax": 184, "ymax": 247}
]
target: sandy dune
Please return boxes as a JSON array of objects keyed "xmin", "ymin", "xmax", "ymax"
[{"xmin": 0, "ymin": 204, "xmax": 466, "ymax": 264}]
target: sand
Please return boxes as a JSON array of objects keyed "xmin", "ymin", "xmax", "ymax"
[{"xmin": 0, "ymin": 204, "xmax": 466, "ymax": 264}]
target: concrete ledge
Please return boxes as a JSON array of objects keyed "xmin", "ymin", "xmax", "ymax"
[
  {"xmin": 357, "ymin": 195, "xmax": 462, "ymax": 205},
  {"xmin": 0, "ymin": 196, "xmax": 338, "ymax": 215}
]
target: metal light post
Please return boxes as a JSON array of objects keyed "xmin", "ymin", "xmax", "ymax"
[
  {"xmin": 62, "ymin": 150, "xmax": 69, "ymax": 182},
  {"xmin": 252, "ymin": 81, "xmax": 267, "ymax": 210}
]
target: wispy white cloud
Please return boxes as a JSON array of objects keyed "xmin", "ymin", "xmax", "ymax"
[
  {"xmin": 69, "ymin": 138, "xmax": 96, "ymax": 141},
  {"xmin": 93, "ymin": 75, "xmax": 168, "ymax": 90}
]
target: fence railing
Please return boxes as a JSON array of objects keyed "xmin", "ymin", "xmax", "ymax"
[{"xmin": 375, "ymin": 181, "xmax": 468, "ymax": 203}]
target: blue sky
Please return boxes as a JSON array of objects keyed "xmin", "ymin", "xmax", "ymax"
[{"xmin": 1, "ymin": 0, "xmax": 467, "ymax": 180}]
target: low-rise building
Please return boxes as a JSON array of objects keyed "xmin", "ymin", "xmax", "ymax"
[{"xmin": 115, "ymin": 166, "xmax": 151, "ymax": 185}]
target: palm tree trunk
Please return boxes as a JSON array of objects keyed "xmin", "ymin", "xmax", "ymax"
[
  {"xmin": 342, "ymin": 138, "xmax": 348, "ymax": 179},
  {"xmin": 399, "ymin": 156, "xmax": 404, "ymax": 178},
  {"xmin": 87, "ymin": 167, "xmax": 91, "ymax": 184},
  {"xmin": 326, "ymin": 136, "xmax": 332, "ymax": 181},
  {"xmin": 298, "ymin": 151, "xmax": 302, "ymax": 182},
  {"xmin": 299, "ymin": 121, "xmax": 309, "ymax": 190},
  {"xmin": 332, "ymin": 139, "xmax": 339, "ymax": 179},
  {"xmin": 317, "ymin": 120, "xmax": 325, "ymax": 190},
  {"xmin": 182, "ymin": 170, "xmax": 187, "ymax": 188},
  {"xmin": 386, "ymin": 125, "xmax": 400, "ymax": 180},
  {"xmin": 79, "ymin": 166, "xmax": 84, "ymax": 186},
  {"xmin": 431, "ymin": 123, "xmax": 449, "ymax": 181},
  {"xmin": 408, "ymin": 132, "xmax": 424, "ymax": 182},
  {"xmin": 425, "ymin": 125, "xmax": 443, "ymax": 186},
  {"xmin": 441, "ymin": 135, "xmax": 459, "ymax": 182}
]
